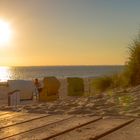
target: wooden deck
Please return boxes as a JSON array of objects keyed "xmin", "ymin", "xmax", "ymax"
[{"xmin": 0, "ymin": 111, "xmax": 139, "ymax": 140}]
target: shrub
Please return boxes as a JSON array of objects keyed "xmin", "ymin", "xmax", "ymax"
[
  {"xmin": 92, "ymin": 76, "xmax": 113, "ymax": 92},
  {"xmin": 111, "ymin": 72, "xmax": 129, "ymax": 88},
  {"xmin": 125, "ymin": 33, "xmax": 140, "ymax": 86},
  {"xmin": 90, "ymin": 72, "xmax": 129, "ymax": 94}
]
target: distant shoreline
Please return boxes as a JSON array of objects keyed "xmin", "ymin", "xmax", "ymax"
[
  {"xmin": 0, "ymin": 66, "xmax": 124, "ymax": 82},
  {"xmin": 1, "ymin": 65, "xmax": 125, "ymax": 67}
]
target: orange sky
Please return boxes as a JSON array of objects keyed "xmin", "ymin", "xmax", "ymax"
[{"xmin": 0, "ymin": 0, "xmax": 140, "ymax": 66}]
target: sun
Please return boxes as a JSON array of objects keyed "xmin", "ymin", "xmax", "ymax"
[{"xmin": 0, "ymin": 19, "xmax": 12, "ymax": 46}]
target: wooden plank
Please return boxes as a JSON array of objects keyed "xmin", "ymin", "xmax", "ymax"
[
  {"xmin": 0, "ymin": 111, "xmax": 26, "ymax": 117},
  {"xmin": 0, "ymin": 111, "xmax": 11, "ymax": 116},
  {"xmin": 49, "ymin": 117, "xmax": 134, "ymax": 140},
  {"xmin": 6, "ymin": 116, "xmax": 101, "ymax": 140},
  {"xmin": 99, "ymin": 119, "xmax": 140, "ymax": 140},
  {"xmin": 0, "ymin": 115, "xmax": 71, "ymax": 139},
  {"xmin": 0, "ymin": 112, "xmax": 26, "ymax": 119},
  {"xmin": 0, "ymin": 113, "xmax": 48, "ymax": 129},
  {"xmin": 0, "ymin": 112, "xmax": 18, "ymax": 118}
]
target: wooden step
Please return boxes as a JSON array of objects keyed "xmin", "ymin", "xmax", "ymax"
[
  {"xmin": 99, "ymin": 119, "xmax": 140, "ymax": 140},
  {"xmin": 49, "ymin": 117, "xmax": 134, "ymax": 140},
  {"xmin": 5, "ymin": 115, "xmax": 101, "ymax": 140},
  {"xmin": 0, "ymin": 111, "xmax": 11, "ymax": 116},
  {"xmin": 0, "ymin": 112, "xmax": 29, "ymax": 120},
  {"xmin": 0, "ymin": 113, "xmax": 48, "ymax": 129},
  {"xmin": 0, "ymin": 115, "xmax": 71, "ymax": 139}
]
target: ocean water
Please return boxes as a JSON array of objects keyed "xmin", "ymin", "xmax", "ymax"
[{"xmin": 0, "ymin": 66, "xmax": 124, "ymax": 81}]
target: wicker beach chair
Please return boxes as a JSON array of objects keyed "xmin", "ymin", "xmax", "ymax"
[
  {"xmin": 67, "ymin": 77, "xmax": 84, "ymax": 96},
  {"xmin": 8, "ymin": 80, "xmax": 35, "ymax": 100},
  {"xmin": 39, "ymin": 77, "xmax": 60, "ymax": 102}
]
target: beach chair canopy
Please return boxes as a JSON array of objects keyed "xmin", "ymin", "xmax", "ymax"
[
  {"xmin": 67, "ymin": 77, "xmax": 84, "ymax": 96},
  {"xmin": 8, "ymin": 80, "xmax": 35, "ymax": 100},
  {"xmin": 39, "ymin": 77, "xmax": 60, "ymax": 101}
]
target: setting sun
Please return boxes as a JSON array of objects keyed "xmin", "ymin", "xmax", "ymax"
[{"xmin": 0, "ymin": 19, "xmax": 12, "ymax": 46}]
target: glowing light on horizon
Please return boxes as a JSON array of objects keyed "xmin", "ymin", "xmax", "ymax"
[
  {"xmin": 0, "ymin": 19, "xmax": 12, "ymax": 47},
  {"xmin": 0, "ymin": 67, "xmax": 10, "ymax": 82}
]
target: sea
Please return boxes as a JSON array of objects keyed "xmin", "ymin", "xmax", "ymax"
[{"xmin": 0, "ymin": 66, "xmax": 124, "ymax": 82}]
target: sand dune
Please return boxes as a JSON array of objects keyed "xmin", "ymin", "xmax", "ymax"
[{"xmin": 0, "ymin": 79, "xmax": 140, "ymax": 118}]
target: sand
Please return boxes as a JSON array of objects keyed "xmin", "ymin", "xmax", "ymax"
[{"xmin": 0, "ymin": 78, "xmax": 140, "ymax": 118}]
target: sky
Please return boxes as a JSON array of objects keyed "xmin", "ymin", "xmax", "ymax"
[{"xmin": 0, "ymin": 0, "xmax": 140, "ymax": 66}]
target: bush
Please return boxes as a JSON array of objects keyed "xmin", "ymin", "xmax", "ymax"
[
  {"xmin": 92, "ymin": 76, "xmax": 113, "ymax": 92},
  {"xmin": 67, "ymin": 78, "xmax": 84, "ymax": 96},
  {"xmin": 125, "ymin": 33, "xmax": 140, "ymax": 86},
  {"xmin": 111, "ymin": 72, "xmax": 129, "ymax": 88},
  {"xmin": 90, "ymin": 72, "xmax": 129, "ymax": 93}
]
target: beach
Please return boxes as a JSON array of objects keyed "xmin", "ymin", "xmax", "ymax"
[{"xmin": 0, "ymin": 78, "xmax": 140, "ymax": 118}]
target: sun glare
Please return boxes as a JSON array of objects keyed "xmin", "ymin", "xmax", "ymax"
[
  {"xmin": 0, "ymin": 67, "xmax": 10, "ymax": 82},
  {"xmin": 0, "ymin": 20, "xmax": 12, "ymax": 46}
]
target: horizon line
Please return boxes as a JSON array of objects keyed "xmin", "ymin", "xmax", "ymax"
[{"xmin": 0, "ymin": 64, "xmax": 125, "ymax": 67}]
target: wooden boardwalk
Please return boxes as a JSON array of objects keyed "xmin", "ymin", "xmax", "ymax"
[{"xmin": 0, "ymin": 111, "xmax": 139, "ymax": 140}]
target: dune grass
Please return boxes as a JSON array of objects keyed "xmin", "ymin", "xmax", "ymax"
[
  {"xmin": 91, "ymin": 76, "xmax": 113, "ymax": 92},
  {"xmin": 125, "ymin": 33, "xmax": 140, "ymax": 86},
  {"xmin": 91, "ymin": 31, "xmax": 140, "ymax": 93}
]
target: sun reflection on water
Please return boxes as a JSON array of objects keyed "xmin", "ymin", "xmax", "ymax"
[{"xmin": 0, "ymin": 67, "xmax": 10, "ymax": 82}]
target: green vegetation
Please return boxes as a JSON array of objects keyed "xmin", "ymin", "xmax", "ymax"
[
  {"xmin": 91, "ymin": 76, "xmax": 113, "ymax": 92},
  {"xmin": 111, "ymin": 73, "xmax": 129, "ymax": 88},
  {"xmin": 91, "ymin": 73, "xmax": 127, "ymax": 93},
  {"xmin": 125, "ymin": 33, "xmax": 140, "ymax": 86},
  {"xmin": 67, "ymin": 77, "xmax": 84, "ymax": 96},
  {"xmin": 113, "ymin": 95, "xmax": 134, "ymax": 111},
  {"xmin": 91, "ymin": 31, "xmax": 140, "ymax": 93},
  {"xmin": 118, "ymin": 95, "xmax": 134, "ymax": 107}
]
